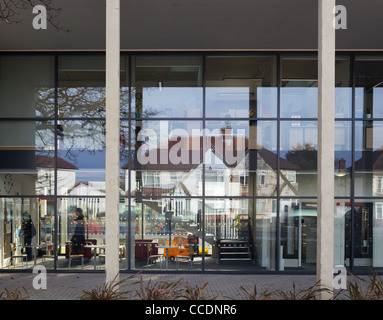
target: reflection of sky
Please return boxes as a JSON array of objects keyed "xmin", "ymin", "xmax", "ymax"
[
  {"xmin": 143, "ymin": 87, "xmax": 202, "ymax": 117},
  {"xmin": 281, "ymin": 87, "xmax": 317, "ymax": 118},
  {"xmin": 206, "ymin": 87, "xmax": 249, "ymax": 118},
  {"xmin": 76, "ymin": 169, "xmax": 105, "ymax": 183},
  {"xmin": 373, "ymin": 88, "xmax": 383, "ymax": 118},
  {"xmin": 58, "ymin": 150, "xmax": 105, "ymax": 169}
]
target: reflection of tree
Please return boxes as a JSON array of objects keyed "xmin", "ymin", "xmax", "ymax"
[
  {"xmin": 58, "ymin": 87, "xmax": 106, "ymax": 117},
  {"xmin": 0, "ymin": 0, "xmax": 68, "ymax": 31},
  {"xmin": 56, "ymin": 120, "xmax": 107, "ymax": 169},
  {"xmin": 34, "ymin": 84, "xmax": 159, "ymax": 189},
  {"xmin": 36, "ymin": 87, "xmax": 55, "ymax": 117},
  {"xmin": 285, "ymin": 143, "xmax": 317, "ymax": 169}
]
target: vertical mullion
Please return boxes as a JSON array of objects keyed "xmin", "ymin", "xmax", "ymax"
[
  {"xmin": 202, "ymin": 54, "xmax": 206, "ymax": 271},
  {"xmin": 350, "ymin": 53, "xmax": 356, "ymax": 272},
  {"xmin": 276, "ymin": 53, "xmax": 281, "ymax": 272},
  {"xmin": 53, "ymin": 54, "xmax": 58, "ymax": 271},
  {"xmin": 127, "ymin": 54, "xmax": 132, "ymax": 271}
]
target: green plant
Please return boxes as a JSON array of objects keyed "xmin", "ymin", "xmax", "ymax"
[
  {"xmin": 0, "ymin": 287, "xmax": 28, "ymax": 300},
  {"xmin": 135, "ymin": 276, "xmax": 183, "ymax": 300},
  {"xmin": 181, "ymin": 282, "xmax": 216, "ymax": 300},
  {"xmin": 80, "ymin": 274, "xmax": 138, "ymax": 300}
]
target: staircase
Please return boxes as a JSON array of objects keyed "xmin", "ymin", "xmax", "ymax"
[{"xmin": 217, "ymin": 239, "xmax": 253, "ymax": 264}]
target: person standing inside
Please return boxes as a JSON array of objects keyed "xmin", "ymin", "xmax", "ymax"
[{"xmin": 71, "ymin": 208, "xmax": 86, "ymax": 254}]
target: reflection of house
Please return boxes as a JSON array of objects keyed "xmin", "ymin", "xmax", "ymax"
[
  {"xmin": 36, "ymin": 154, "xmax": 78, "ymax": 195},
  {"xmin": 353, "ymin": 150, "xmax": 383, "ymax": 197},
  {"xmin": 122, "ymin": 130, "xmax": 299, "ymax": 235}
]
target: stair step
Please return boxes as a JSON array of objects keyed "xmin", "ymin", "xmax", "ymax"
[
  {"xmin": 220, "ymin": 245, "xmax": 249, "ymax": 248},
  {"xmin": 220, "ymin": 257, "xmax": 252, "ymax": 261},
  {"xmin": 221, "ymin": 252, "xmax": 250, "ymax": 255}
]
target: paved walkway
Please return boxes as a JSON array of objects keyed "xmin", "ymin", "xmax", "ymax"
[{"xmin": 0, "ymin": 272, "xmax": 322, "ymax": 300}]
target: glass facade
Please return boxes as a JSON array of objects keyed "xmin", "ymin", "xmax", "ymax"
[{"xmin": 0, "ymin": 52, "xmax": 383, "ymax": 273}]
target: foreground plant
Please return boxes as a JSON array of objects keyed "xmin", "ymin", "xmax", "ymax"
[
  {"xmin": 0, "ymin": 287, "xmax": 28, "ymax": 300},
  {"xmin": 273, "ymin": 280, "xmax": 332, "ymax": 300},
  {"xmin": 135, "ymin": 276, "xmax": 183, "ymax": 300},
  {"xmin": 80, "ymin": 274, "xmax": 138, "ymax": 300},
  {"xmin": 181, "ymin": 282, "xmax": 217, "ymax": 300},
  {"xmin": 344, "ymin": 272, "xmax": 383, "ymax": 300},
  {"xmin": 239, "ymin": 283, "xmax": 275, "ymax": 300}
]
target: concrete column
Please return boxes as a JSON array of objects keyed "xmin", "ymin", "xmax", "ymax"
[
  {"xmin": 317, "ymin": 0, "xmax": 335, "ymax": 299},
  {"xmin": 105, "ymin": 0, "xmax": 120, "ymax": 284}
]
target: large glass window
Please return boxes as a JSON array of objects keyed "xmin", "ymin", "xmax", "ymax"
[{"xmin": 2, "ymin": 52, "xmax": 383, "ymax": 273}]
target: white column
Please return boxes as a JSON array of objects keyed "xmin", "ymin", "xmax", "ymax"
[
  {"xmin": 105, "ymin": 0, "xmax": 120, "ymax": 284},
  {"xmin": 317, "ymin": 0, "xmax": 335, "ymax": 299}
]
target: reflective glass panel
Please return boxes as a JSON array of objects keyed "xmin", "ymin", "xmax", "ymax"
[
  {"xmin": 204, "ymin": 120, "xmax": 277, "ymax": 197},
  {"xmin": 281, "ymin": 55, "xmax": 318, "ymax": 118},
  {"xmin": 130, "ymin": 197, "xmax": 202, "ymax": 271},
  {"xmin": 56, "ymin": 120, "xmax": 106, "ymax": 196},
  {"xmin": 349, "ymin": 200, "xmax": 383, "ymax": 272},
  {"xmin": 0, "ymin": 55, "xmax": 55, "ymax": 118},
  {"xmin": 126, "ymin": 120, "xmax": 203, "ymax": 197},
  {"xmin": 355, "ymin": 121, "xmax": 383, "ymax": 197},
  {"xmin": 335, "ymin": 55, "xmax": 352, "ymax": 119},
  {"xmin": 205, "ymin": 198, "xmax": 276, "ymax": 271},
  {"xmin": 58, "ymin": 55, "xmax": 107, "ymax": 118},
  {"xmin": 355, "ymin": 55, "xmax": 383, "ymax": 118},
  {"xmin": 57, "ymin": 197, "xmax": 106, "ymax": 270},
  {"xmin": 279, "ymin": 199, "xmax": 317, "ymax": 271},
  {"xmin": 132, "ymin": 55, "xmax": 203, "ymax": 118},
  {"xmin": 335, "ymin": 200, "xmax": 351, "ymax": 270},
  {"xmin": 279, "ymin": 121, "xmax": 317, "ymax": 196},
  {"xmin": 0, "ymin": 197, "xmax": 56, "ymax": 270},
  {"xmin": 0, "ymin": 121, "xmax": 55, "ymax": 196},
  {"xmin": 206, "ymin": 55, "xmax": 277, "ymax": 118},
  {"xmin": 335, "ymin": 121, "xmax": 352, "ymax": 197}
]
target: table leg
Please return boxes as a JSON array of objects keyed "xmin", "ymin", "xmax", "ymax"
[
  {"xmin": 33, "ymin": 247, "xmax": 37, "ymax": 266},
  {"xmin": 166, "ymin": 248, "xmax": 169, "ymax": 270},
  {"xmin": 94, "ymin": 248, "xmax": 97, "ymax": 270}
]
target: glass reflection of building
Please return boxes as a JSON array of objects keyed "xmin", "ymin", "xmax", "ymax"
[{"xmin": 1, "ymin": 53, "xmax": 383, "ymax": 273}]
